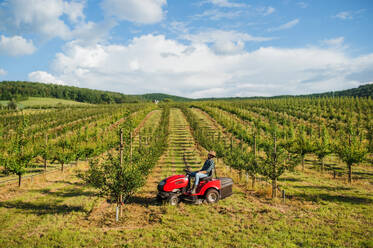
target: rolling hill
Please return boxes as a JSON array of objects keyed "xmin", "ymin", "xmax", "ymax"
[{"xmin": 1, "ymin": 81, "xmax": 371, "ymax": 107}]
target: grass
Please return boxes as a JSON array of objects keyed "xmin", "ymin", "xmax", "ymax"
[
  {"xmin": 0, "ymin": 108, "xmax": 372, "ymax": 247},
  {"xmin": 19, "ymin": 97, "xmax": 91, "ymax": 107},
  {"xmin": 0, "ymin": 97, "xmax": 91, "ymax": 108},
  {"xmin": 0, "ymin": 162, "xmax": 74, "ymax": 185}
]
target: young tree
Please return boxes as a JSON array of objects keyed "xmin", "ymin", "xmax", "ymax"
[
  {"xmin": 54, "ymin": 139, "xmax": 74, "ymax": 172},
  {"xmin": 314, "ymin": 125, "xmax": 333, "ymax": 173},
  {"xmin": 7, "ymin": 99, "xmax": 18, "ymax": 110},
  {"xmin": 336, "ymin": 133, "xmax": 367, "ymax": 184},
  {"xmin": 82, "ymin": 152, "xmax": 145, "ymax": 220},
  {"xmin": 293, "ymin": 126, "xmax": 315, "ymax": 171},
  {"xmin": 366, "ymin": 120, "xmax": 373, "ymax": 153},
  {"xmin": 242, "ymin": 134, "xmax": 260, "ymax": 188},
  {"xmin": 261, "ymin": 134, "xmax": 299, "ymax": 198},
  {"xmin": 37, "ymin": 134, "xmax": 50, "ymax": 172},
  {"xmin": 4, "ymin": 115, "xmax": 33, "ymax": 187}
]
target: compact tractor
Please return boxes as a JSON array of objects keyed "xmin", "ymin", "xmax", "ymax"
[{"xmin": 157, "ymin": 168, "xmax": 233, "ymax": 205}]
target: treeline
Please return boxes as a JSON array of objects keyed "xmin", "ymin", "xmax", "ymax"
[
  {"xmin": 140, "ymin": 93, "xmax": 190, "ymax": 102},
  {"xmin": 0, "ymin": 81, "xmax": 143, "ymax": 104},
  {"xmin": 201, "ymin": 84, "xmax": 373, "ymax": 100},
  {"xmin": 1, "ymin": 81, "xmax": 371, "ymax": 105},
  {"xmin": 304, "ymin": 84, "xmax": 373, "ymax": 98}
]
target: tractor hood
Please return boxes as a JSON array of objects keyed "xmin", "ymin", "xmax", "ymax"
[{"xmin": 158, "ymin": 174, "xmax": 188, "ymax": 192}]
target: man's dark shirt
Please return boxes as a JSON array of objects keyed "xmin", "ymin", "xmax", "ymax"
[{"xmin": 201, "ymin": 158, "xmax": 215, "ymax": 175}]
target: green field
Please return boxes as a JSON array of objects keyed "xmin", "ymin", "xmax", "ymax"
[
  {"xmin": 0, "ymin": 107, "xmax": 372, "ymax": 247},
  {"xmin": 0, "ymin": 97, "xmax": 91, "ymax": 108},
  {"xmin": 20, "ymin": 97, "xmax": 92, "ymax": 107}
]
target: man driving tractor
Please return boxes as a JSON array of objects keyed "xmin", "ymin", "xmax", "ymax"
[{"xmin": 189, "ymin": 151, "xmax": 216, "ymax": 194}]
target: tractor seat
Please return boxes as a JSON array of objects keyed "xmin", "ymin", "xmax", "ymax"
[
  {"xmin": 200, "ymin": 171, "xmax": 213, "ymax": 182},
  {"xmin": 200, "ymin": 176, "xmax": 212, "ymax": 182}
]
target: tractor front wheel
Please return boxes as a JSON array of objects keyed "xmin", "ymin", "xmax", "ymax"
[{"xmin": 168, "ymin": 194, "xmax": 179, "ymax": 206}]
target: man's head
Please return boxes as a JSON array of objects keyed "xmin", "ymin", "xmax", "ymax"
[{"xmin": 208, "ymin": 151, "xmax": 216, "ymax": 159}]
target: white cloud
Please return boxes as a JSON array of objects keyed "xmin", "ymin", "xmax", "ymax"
[
  {"xmin": 335, "ymin": 11, "xmax": 353, "ymax": 20},
  {"xmin": 38, "ymin": 34, "xmax": 373, "ymax": 98},
  {"xmin": 0, "ymin": 0, "xmax": 75, "ymax": 39},
  {"xmin": 268, "ymin": 19, "xmax": 299, "ymax": 31},
  {"xmin": 168, "ymin": 21, "xmax": 189, "ymax": 34},
  {"xmin": 297, "ymin": 2, "xmax": 308, "ymax": 8},
  {"xmin": 204, "ymin": 0, "xmax": 247, "ymax": 8},
  {"xmin": 181, "ymin": 30, "xmax": 273, "ymax": 55},
  {"xmin": 0, "ymin": 35, "xmax": 36, "ymax": 56},
  {"xmin": 322, "ymin": 37, "xmax": 345, "ymax": 47},
  {"xmin": 182, "ymin": 30, "xmax": 273, "ymax": 43},
  {"xmin": 212, "ymin": 40, "xmax": 244, "ymax": 55},
  {"xmin": 101, "ymin": 0, "xmax": 167, "ymax": 24},
  {"xmin": 334, "ymin": 10, "xmax": 365, "ymax": 20},
  {"xmin": 194, "ymin": 9, "xmax": 243, "ymax": 20},
  {"xmin": 0, "ymin": 68, "xmax": 7, "ymax": 76},
  {"xmin": 0, "ymin": 0, "xmax": 117, "ymax": 45},
  {"xmin": 259, "ymin": 6, "xmax": 275, "ymax": 16},
  {"xmin": 63, "ymin": 0, "xmax": 86, "ymax": 23},
  {"xmin": 71, "ymin": 20, "xmax": 117, "ymax": 45},
  {"xmin": 28, "ymin": 71, "xmax": 65, "ymax": 85}
]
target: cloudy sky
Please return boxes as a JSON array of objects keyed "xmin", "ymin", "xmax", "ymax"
[{"xmin": 0, "ymin": 0, "xmax": 372, "ymax": 98}]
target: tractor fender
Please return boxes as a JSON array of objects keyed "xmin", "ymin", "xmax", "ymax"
[
  {"xmin": 202, "ymin": 186, "xmax": 220, "ymax": 196},
  {"xmin": 198, "ymin": 180, "xmax": 221, "ymax": 195}
]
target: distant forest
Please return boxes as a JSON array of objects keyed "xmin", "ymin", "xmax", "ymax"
[
  {"xmin": 0, "ymin": 81, "xmax": 141, "ymax": 104},
  {"xmin": 305, "ymin": 84, "xmax": 373, "ymax": 98},
  {"xmin": 0, "ymin": 81, "xmax": 372, "ymax": 104}
]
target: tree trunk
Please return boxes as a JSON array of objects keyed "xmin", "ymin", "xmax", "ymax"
[
  {"xmin": 302, "ymin": 156, "xmax": 305, "ymax": 171},
  {"xmin": 44, "ymin": 158, "xmax": 47, "ymax": 172},
  {"xmin": 120, "ymin": 194, "xmax": 123, "ymax": 217},
  {"xmin": 251, "ymin": 175, "xmax": 256, "ymax": 189},
  {"xmin": 272, "ymin": 178, "xmax": 277, "ymax": 198},
  {"xmin": 61, "ymin": 162, "xmax": 64, "ymax": 172},
  {"xmin": 348, "ymin": 163, "xmax": 352, "ymax": 184},
  {"xmin": 321, "ymin": 158, "xmax": 324, "ymax": 173},
  {"xmin": 130, "ymin": 132, "xmax": 133, "ymax": 163},
  {"xmin": 18, "ymin": 174, "xmax": 22, "ymax": 187}
]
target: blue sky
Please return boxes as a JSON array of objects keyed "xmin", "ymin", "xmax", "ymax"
[{"xmin": 0, "ymin": 0, "xmax": 372, "ymax": 97}]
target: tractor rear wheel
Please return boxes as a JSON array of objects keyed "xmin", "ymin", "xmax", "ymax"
[{"xmin": 205, "ymin": 189, "xmax": 219, "ymax": 204}]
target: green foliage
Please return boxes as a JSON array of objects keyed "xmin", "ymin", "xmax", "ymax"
[
  {"xmin": 292, "ymin": 126, "xmax": 315, "ymax": 156},
  {"xmin": 6, "ymin": 99, "xmax": 18, "ymax": 110},
  {"xmin": 306, "ymin": 83, "xmax": 373, "ymax": 98},
  {"xmin": 83, "ymin": 153, "xmax": 146, "ymax": 204},
  {"xmin": 315, "ymin": 125, "xmax": 332, "ymax": 159},
  {"xmin": 81, "ymin": 106, "xmax": 169, "ymax": 205},
  {"xmin": 366, "ymin": 120, "xmax": 373, "ymax": 153},
  {"xmin": 336, "ymin": 135, "xmax": 367, "ymax": 167},
  {"xmin": 260, "ymin": 135, "xmax": 300, "ymax": 197},
  {"xmin": 53, "ymin": 139, "xmax": 75, "ymax": 171},
  {"xmin": 140, "ymin": 93, "xmax": 190, "ymax": 102},
  {"xmin": 2, "ymin": 114, "xmax": 33, "ymax": 185},
  {"xmin": 0, "ymin": 81, "xmax": 142, "ymax": 104},
  {"xmin": 261, "ymin": 140, "xmax": 297, "ymax": 181}
]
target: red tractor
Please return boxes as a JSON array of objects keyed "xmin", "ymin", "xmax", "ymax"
[{"xmin": 157, "ymin": 168, "xmax": 233, "ymax": 205}]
